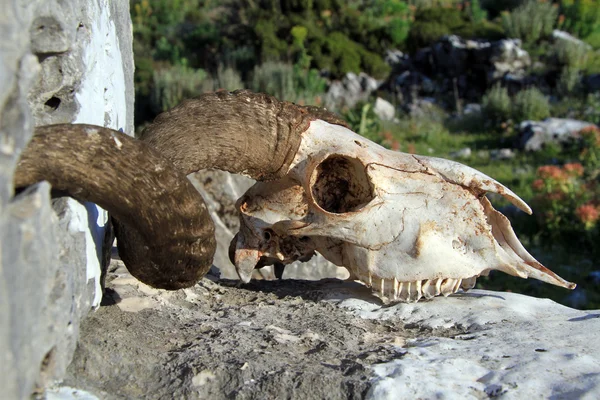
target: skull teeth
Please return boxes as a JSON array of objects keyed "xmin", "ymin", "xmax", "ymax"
[{"xmin": 362, "ymin": 275, "xmax": 478, "ymax": 303}]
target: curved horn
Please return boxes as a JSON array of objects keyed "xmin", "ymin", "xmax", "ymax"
[
  {"xmin": 140, "ymin": 90, "xmax": 348, "ymax": 180},
  {"xmin": 15, "ymin": 91, "xmax": 345, "ymax": 289},
  {"xmin": 15, "ymin": 124, "xmax": 215, "ymax": 289}
]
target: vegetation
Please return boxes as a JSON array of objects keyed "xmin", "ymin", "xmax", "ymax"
[{"xmin": 501, "ymin": 0, "xmax": 558, "ymax": 45}]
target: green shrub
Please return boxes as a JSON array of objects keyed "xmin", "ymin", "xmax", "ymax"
[
  {"xmin": 553, "ymin": 38, "xmax": 589, "ymax": 69},
  {"xmin": 407, "ymin": 7, "xmax": 466, "ymax": 51},
  {"xmin": 557, "ymin": 66, "xmax": 581, "ymax": 96},
  {"xmin": 308, "ymin": 31, "xmax": 391, "ymax": 78},
  {"xmin": 364, "ymin": 0, "xmax": 413, "ymax": 47},
  {"xmin": 293, "ymin": 65, "xmax": 328, "ymax": 103},
  {"xmin": 501, "ymin": 0, "xmax": 558, "ymax": 45},
  {"xmin": 468, "ymin": 0, "xmax": 488, "ymax": 24},
  {"xmin": 559, "ymin": 0, "xmax": 600, "ymax": 40},
  {"xmin": 215, "ymin": 65, "xmax": 244, "ymax": 91},
  {"xmin": 513, "ymin": 87, "xmax": 551, "ymax": 122},
  {"xmin": 341, "ymin": 103, "xmax": 383, "ymax": 143},
  {"xmin": 480, "ymin": 0, "xmax": 524, "ymax": 17},
  {"xmin": 150, "ymin": 64, "xmax": 207, "ymax": 113},
  {"xmin": 482, "ymin": 84, "xmax": 512, "ymax": 123},
  {"xmin": 250, "ymin": 62, "xmax": 296, "ymax": 101},
  {"xmin": 255, "ymin": 19, "xmax": 289, "ymax": 61}
]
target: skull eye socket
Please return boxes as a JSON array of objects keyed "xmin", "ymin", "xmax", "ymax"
[{"xmin": 311, "ymin": 155, "xmax": 374, "ymax": 214}]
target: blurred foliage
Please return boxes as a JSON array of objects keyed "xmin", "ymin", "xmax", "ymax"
[
  {"xmin": 481, "ymin": 84, "xmax": 552, "ymax": 126},
  {"xmin": 406, "ymin": 4, "xmax": 505, "ymax": 52},
  {"xmin": 527, "ymin": 128, "xmax": 600, "ymax": 257},
  {"xmin": 341, "ymin": 103, "xmax": 384, "ymax": 143},
  {"xmin": 501, "ymin": 0, "xmax": 558, "ymax": 45},
  {"xmin": 479, "ymin": 0, "xmax": 524, "ymax": 17},
  {"xmin": 559, "ymin": 0, "xmax": 600, "ymax": 43},
  {"xmin": 513, "ymin": 87, "xmax": 551, "ymax": 122},
  {"xmin": 482, "ymin": 84, "xmax": 512, "ymax": 124},
  {"xmin": 250, "ymin": 61, "xmax": 297, "ymax": 102},
  {"xmin": 150, "ymin": 64, "xmax": 208, "ymax": 114}
]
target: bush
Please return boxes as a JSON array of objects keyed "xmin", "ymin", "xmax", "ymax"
[
  {"xmin": 480, "ymin": 0, "xmax": 524, "ymax": 17},
  {"xmin": 482, "ymin": 84, "xmax": 512, "ymax": 123},
  {"xmin": 559, "ymin": 0, "xmax": 600, "ymax": 41},
  {"xmin": 557, "ymin": 66, "xmax": 582, "ymax": 96},
  {"xmin": 215, "ymin": 65, "xmax": 244, "ymax": 91},
  {"xmin": 513, "ymin": 87, "xmax": 551, "ymax": 122},
  {"xmin": 407, "ymin": 7, "xmax": 466, "ymax": 51},
  {"xmin": 250, "ymin": 62, "xmax": 296, "ymax": 102},
  {"xmin": 308, "ymin": 31, "xmax": 391, "ymax": 78},
  {"xmin": 553, "ymin": 38, "xmax": 589, "ymax": 69},
  {"xmin": 501, "ymin": 0, "xmax": 558, "ymax": 45},
  {"xmin": 341, "ymin": 102, "xmax": 383, "ymax": 143},
  {"xmin": 531, "ymin": 158, "xmax": 599, "ymax": 245},
  {"xmin": 150, "ymin": 64, "xmax": 207, "ymax": 114}
]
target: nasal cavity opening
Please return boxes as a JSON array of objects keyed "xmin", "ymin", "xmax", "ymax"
[{"xmin": 311, "ymin": 155, "xmax": 374, "ymax": 214}]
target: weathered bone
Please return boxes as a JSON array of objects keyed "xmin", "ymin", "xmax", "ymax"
[{"xmin": 233, "ymin": 119, "xmax": 576, "ymax": 302}]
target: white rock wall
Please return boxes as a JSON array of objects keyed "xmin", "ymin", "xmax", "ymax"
[{"xmin": 0, "ymin": 0, "xmax": 134, "ymax": 398}]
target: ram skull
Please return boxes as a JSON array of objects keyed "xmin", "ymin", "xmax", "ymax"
[{"xmin": 233, "ymin": 119, "xmax": 576, "ymax": 302}]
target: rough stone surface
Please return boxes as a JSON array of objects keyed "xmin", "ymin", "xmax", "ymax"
[
  {"xmin": 57, "ymin": 260, "xmax": 600, "ymax": 399},
  {"xmin": 517, "ymin": 118, "xmax": 597, "ymax": 151},
  {"xmin": 0, "ymin": 0, "xmax": 134, "ymax": 398}
]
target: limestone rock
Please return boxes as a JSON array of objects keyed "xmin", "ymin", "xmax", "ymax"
[
  {"xmin": 389, "ymin": 35, "xmax": 531, "ymax": 107},
  {"xmin": 56, "ymin": 265, "xmax": 600, "ymax": 399},
  {"xmin": 326, "ymin": 72, "xmax": 380, "ymax": 109},
  {"xmin": 517, "ymin": 118, "xmax": 597, "ymax": 151},
  {"xmin": 0, "ymin": 0, "xmax": 134, "ymax": 398},
  {"xmin": 373, "ymin": 97, "xmax": 396, "ymax": 121}
]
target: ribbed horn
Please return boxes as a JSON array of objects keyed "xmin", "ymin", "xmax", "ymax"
[
  {"xmin": 15, "ymin": 91, "xmax": 345, "ymax": 289},
  {"xmin": 15, "ymin": 124, "xmax": 215, "ymax": 289},
  {"xmin": 140, "ymin": 90, "xmax": 348, "ymax": 180}
]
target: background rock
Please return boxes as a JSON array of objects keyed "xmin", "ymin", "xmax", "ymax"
[
  {"xmin": 0, "ymin": 0, "xmax": 134, "ymax": 398},
  {"xmin": 373, "ymin": 97, "xmax": 396, "ymax": 121},
  {"xmin": 517, "ymin": 118, "xmax": 597, "ymax": 151},
  {"xmin": 387, "ymin": 36, "xmax": 531, "ymax": 109},
  {"xmin": 326, "ymin": 72, "xmax": 380, "ymax": 109}
]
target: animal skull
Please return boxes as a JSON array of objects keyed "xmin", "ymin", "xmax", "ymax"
[{"xmin": 232, "ymin": 119, "xmax": 576, "ymax": 302}]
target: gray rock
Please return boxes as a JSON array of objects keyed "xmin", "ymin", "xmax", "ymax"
[
  {"xmin": 517, "ymin": 118, "xmax": 597, "ymax": 151},
  {"xmin": 552, "ymin": 29, "xmax": 591, "ymax": 50},
  {"xmin": 390, "ymin": 35, "xmax": 531, "ymax": 108},
  {"xmin": 0, "ymin": 0, "xmax": 134, "ymax": 398},
  {"xmin": 450, "ymin": 147, "xmax": 472, "ymax": 159},
  {"xmin": 54, "ymin": 269, "xmax": 600, "ymax": 399},
  {"xmin": 384, "ymin": 49, "xmax": 408, "ymax": 68},
  {"xmin": 489, "ymin": 38, "xmax": 531, "ymax": 80},
  {"xmin": 490, "ymin": 148, "xmax": 516, "ymax": 160},
  {"xmin": 373, "ymin": 97, "xmax": 395, "ymax": 121},
  {"xmin": 463, "ymin": 103, "xmax": 482, "ymax": 115},
  {"xmin": 326, "ymin": 72, "xmax": 380, "ymax": 109}
]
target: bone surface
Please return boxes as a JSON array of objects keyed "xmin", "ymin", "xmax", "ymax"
[{"xmin": 234, "ymin": 119, "xmax": 575, "ymax": 302}]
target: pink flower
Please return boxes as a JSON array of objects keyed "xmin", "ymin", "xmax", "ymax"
[
  {"xmin": 576, "ymin": 203, "xmax": 600, "ymax": 228},
  {"xmin": 537, "ymin": 165, "xmax": 565, "ymax": 181},
  {"xmin": 563, "ymin": 162, "xmax": 584, "ymax": 178},
  {"xmin": 532, "ymin": 179, "xmax": 545, "ymax": 191}
]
